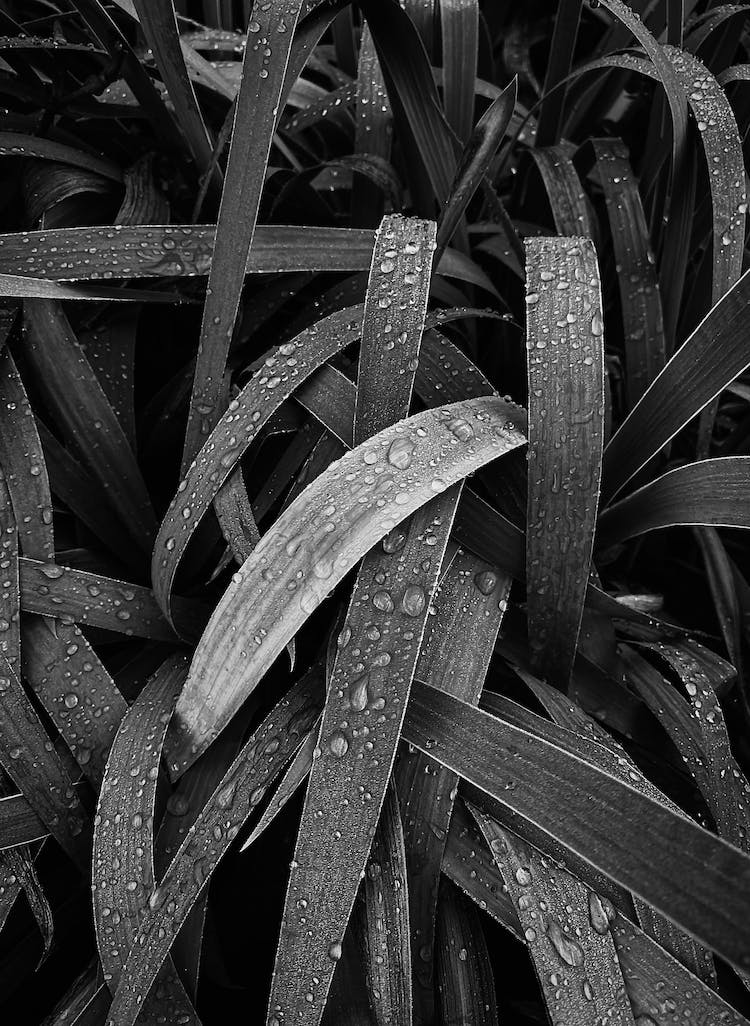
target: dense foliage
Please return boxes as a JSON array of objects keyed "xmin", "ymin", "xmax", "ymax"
[{"xmin": 1, "ymin": 0, "xmax": 750, "ymax": 1023}]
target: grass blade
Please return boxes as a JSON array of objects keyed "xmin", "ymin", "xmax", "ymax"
[
  {"xmin": 19, "ymin": 557, "xmax": 204, "ymax": 641},
  {"xmin": 535, "ymin": 0, "xmax": 583, "ymax": 146},
  {"xmin": 0, "ymin": 343, "xmax": 53, "ymax": 563},
  {"xmin": 132, "ymin": 0, "xmax": 217, "ymax": 180},
  {"xmin": 527, "ymin": 147, "xmax": 594, "ymax": 236},
  {"xmin": 525, "ymin": 237, "xmax": 605, "ymax": 688},
  {"xmin": 446, "ymin": 804, "xmax": 748, "ymax": 1026}
]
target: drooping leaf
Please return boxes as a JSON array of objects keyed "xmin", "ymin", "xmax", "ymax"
[{"xmin": 166, "ymin": 395, "xmax": 525, "ymax": 775}]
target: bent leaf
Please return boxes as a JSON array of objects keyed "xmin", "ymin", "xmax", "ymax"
[{"xmin": 167, "ymin": 395, "xmax": 525, "ymax": 776}]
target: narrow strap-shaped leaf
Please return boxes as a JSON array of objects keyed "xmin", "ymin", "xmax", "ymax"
[
  {"xmin": 268, "ymin": 487, "xmax": 460, "ymax": 1026},
  {"xmin": 435, "ymin": 878, "xmax": 498, "ymax": 1026},
  {"xmin": 103, "ymin": 672, "xmax": 323, "ymax": 1026},
  {"xmin": 78, "ymin": 309, "xmax": 138, "ymax": 450},
  {"xmin": 597, "ymin": 457, "xmax": 750, "ymax": 547},
  {"xmin": 525, "ymin": 237, "xmax": 605, "ymax": 688},
  {"xmin": 627, "ymin": 643, "xmax": 750, "ymax": 852},
  {"xmin": 602, "ymin": 267, "xmax": 750, "ymax": 501},
  {"xmin": 0, "ymin": 132, "xmax": 122, "ymax": 182},
  {"xmin": 23, "ymin": 300, "xmax": 156, "ymax": 553},
  {"xmin": 662, "ymin": 46, "xmax": 746, "ymax": 453},
  {"xmin": 0, "ymin": 226, "xmax": 375, "ymax": 281},
  {"xmin": 19, "ymin": 558, "xmax": 203, "ymax": 640},
  {"xmin": 444, "ymin": 804, "xmax": 750, "ymax": 1026},
  {"xmin": 0, "ymin": 651, "xmax": 88, "ymax": 867},
  {"xmin": 352, "ymin": 24, "xmax": 392, "ymax": 226},
  {"xmin": 436, "ymin": 79, "xmax": 518, "ymax": 258},
  {"xmin": 528, "ymin": 148, "xmax": 594, "ymax": 236},
  {"xmin": 355, "ymin": 781, "xmax": 412, "ymax": 1025},
  {"xmin": 75, "ymin": 0, "xmax": 186, "ymax": 158},
  {"xmin": 353, "ymin": 215, "xmax": 436, "ymax": 442},
  {"xmin": 214, "ymin": 466, "xmax": 261, "ymax": 566},
  {"xmin": 92, "ymin": 655, "xmax": 198, "ymax": 1025},
  {"xmin": 182, "ymin": 0, "xmax": 306, "ymax": 470},
  {"xmin": 166, "ymin": 396, "xmax": 525, "ymax": 776},
  {"xmin": 535, "ymin": 0, "xmax": 582, "ymax": 146},
  {"xmin": 0, "ymin": 465, "xmax": 19, "ymax": 679},
  {"xmin": 405, "ymin": 682, "xmax": 750, "ymax": 971},
  {"xmin": 469, "ymin": 811, "xmax": 635, "ymax": 1026},
  {"xmin": 152, "ymin": 306, "xmax": 364, "ymax": 626},
  {"xmin": 516, "ymin": 668, "xmax": 714, "ymax": 980},
  {"xmin": 359, "ymin": 0, "xmax": 457, "ymax": 210},
  {"xmin": 590, "ymin": 138, "xmax": 666, "ymax": 407},
  {"xmin": 398, "ymin": 551, "xmax": 509, "ymax": 1023},
  {"xmin": 694, "ymin": 526, "xmax": 746, "ymax": 710},
  {"xmin": 440, "ymin": 0, "xmax": 478, "ymax": 143},
  {"xmin": 21, "ymin": 616, "xmax": 127, "ymax": 787},
  {"xmin": 132, "ymin": 0, "xmax": 216, "ymax": 180},
  {"xmin": 0, "ymin": 343, "xmax": 54, "ymax": 561}
]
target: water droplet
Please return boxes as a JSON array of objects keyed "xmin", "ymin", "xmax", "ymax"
[
  {"xmin": 373, "ymin": 590, "xmax": 394, "ymax": 613},
  {"xmin": 474, "ymin": 570, "xmax": 498, "ymax": 595},
  {"xmin": 387, "ymin": 437, "xmax": 415, "ymax": 470},
  {"xmin": 328, "ymin": 730, "xmax": 349, "ymax": 758},
  {"xmin": 401, "ymin": 584, "xmax": 426, "ymax": 617},
  {"xmin": 546, "ymin": 920, "xmax": 584, "ymax": 967}
]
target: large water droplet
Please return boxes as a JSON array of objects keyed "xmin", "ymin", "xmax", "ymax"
[
  {"xmin": 328, "ymin": 730, "xmax": 349, "ymax": 758},
  {"xmin": 387, "ymin": 437, "xmax": 415, "ymax": 470},
  {"xmin": 401, "ymin": 584, "xmax": 426, "ymax": 617},
  {"xmin": 546, "ymin": 920, "xmax": 584, "ymax": 967}
]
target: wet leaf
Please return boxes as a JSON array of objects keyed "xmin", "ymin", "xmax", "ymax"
[
  {"xmin": 166, "ymin": 396, "xmax": 525, "ymax": 776},
  {"xmin": 525, "ymin": 236, "xmax": 605, "ymax": 688}
]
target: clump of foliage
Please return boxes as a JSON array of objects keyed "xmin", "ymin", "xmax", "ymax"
[{"xmin": 2, "ymin": 0, "xmax": 750, "ymax": 1023}]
